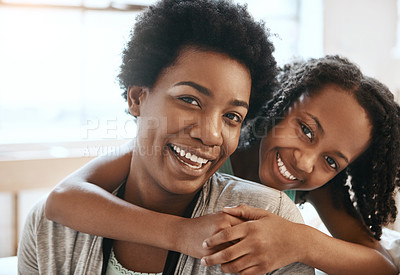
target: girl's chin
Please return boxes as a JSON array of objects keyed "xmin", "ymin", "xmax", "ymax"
[
  {"xmin": 264, "ymin": 180, "xmax": 296, "ymax": 191},
  {"xmin": 260, "ymin": 178, "xmax": 283, "ymax": 191}
]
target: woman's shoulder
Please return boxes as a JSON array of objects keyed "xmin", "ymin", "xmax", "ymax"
[
  {"xmin": 209, "ymin": 173, "xmax": 302, "ymax": 222},
  {"xmin": 213, "ymin": 172, "xmax": 280, "ymax": 195}
]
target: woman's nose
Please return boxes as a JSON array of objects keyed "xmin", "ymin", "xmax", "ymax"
[
  {"xmin": 293, "ymin": 149, "xmax": 316, "ymax": 174},
  {"xmin": 189, "ymin": 115, "xmax": 223, "ymax": 147}
]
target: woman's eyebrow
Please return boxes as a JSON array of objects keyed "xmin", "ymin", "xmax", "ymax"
[
  {"xmin": 175, "ymin": 81, "xmax": 249, "ymax": 109},
  {"xmin": 231, "ymin": 99, "xmax": 249, "ymax": 109},
  {"xmin": 175, "ymin": 81, "xmax": 210, "ymax": 96}
]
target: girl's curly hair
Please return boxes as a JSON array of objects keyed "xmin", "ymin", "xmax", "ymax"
[
  {"xmin": 242, "ymin": 55, "xmax": 400, "ymax": 239},
  {"xmin": 118, "ymin": 0, "xmax": 278, "ymax": 122}
]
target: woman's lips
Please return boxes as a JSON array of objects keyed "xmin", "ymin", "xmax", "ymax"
[{"xmin": 170, "ymin": 144, "xmax": 209, "ymax": 169}]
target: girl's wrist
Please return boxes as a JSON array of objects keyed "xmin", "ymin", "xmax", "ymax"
[
  {"xmin": 296, "ymin": 223, "xmax": 316, "ymax": 265},
  {"xmin": 164, "ymin": 215, "xmax": 187, "ymax": 252}
]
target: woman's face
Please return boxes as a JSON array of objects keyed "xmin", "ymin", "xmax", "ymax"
[
  {"xmin": 130, "ymin": 48, "xmax": 251, "ymax": 196},
  {"xmin": 259, "ymin": 84, "xmax": 372, "ymax": 191}
]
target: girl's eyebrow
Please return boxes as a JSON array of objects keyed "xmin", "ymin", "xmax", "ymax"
[
  {"xmin": 305, "ymin": 112, "xmax": 324, "ymax": 134},
  {"xmin": 175, "ymin": 81, "xmax": 249, "ymax": 109},
  {"xmin": 334, "ymin": 151, "xmax": 349, "ymax": 164}
]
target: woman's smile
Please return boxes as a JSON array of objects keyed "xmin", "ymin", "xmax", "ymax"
[
  {"xmin": 129, "ymin": 47, "xmax": 251, "ymax": 196},
  {"xmin": 166, "ymin": 144, "xmax": 212, "ymax": 177},
  {"xmin": 170, "ymin": 144, "xmax": 211, "ymax": 169}
]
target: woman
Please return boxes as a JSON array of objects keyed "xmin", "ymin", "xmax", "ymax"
[
  {"xmin": 19, "ymin": 0, "xmax": 314, "ymax": 274},
  {"xmin": 45, "ymin": 55, "xmax": 400, "ymax": 274}
]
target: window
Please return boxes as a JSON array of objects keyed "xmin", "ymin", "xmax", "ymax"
[
  {"xmin": 0, "ymin": 0, "xmax": 322, "ymax": 149},
  {"xmin": 235, "ymin": 0, "xmax": 323, "ymax": 64},
  {"xmin": 393, "ymin": 0, "xmax": 400, "ymax": 59},
  {"xmin": 0, "ymin": 1, "xmax": 152, "ymax": 146}
]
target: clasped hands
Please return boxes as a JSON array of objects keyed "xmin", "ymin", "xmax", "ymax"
[{"xmin": 176, "ymin": 205, "xmax": 305, "ymax": 275}]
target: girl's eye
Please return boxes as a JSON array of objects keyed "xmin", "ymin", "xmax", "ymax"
[
  {"xmin": 224, "ymin": 113, "xmax": 243, "ymax": 124},
  {"xmin": 179, "ymin": 96, "xmax": 199, "ymax": 106},
  {"xmin": 325, "ymin": 156, "xmax": 338, "ymax": 170},
  {"xmin": 300, "ymin": 123, "xmax": 313, "ymax": 141}
]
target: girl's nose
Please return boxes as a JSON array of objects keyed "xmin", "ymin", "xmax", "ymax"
[{"xmin": 293, "ymin": 149, "xmax": 316, "ymax": 174}]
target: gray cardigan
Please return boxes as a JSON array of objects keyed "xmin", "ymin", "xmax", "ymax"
[{"xmin": 18, "ymin": 173, "xmax": 314, "ymax": 274}]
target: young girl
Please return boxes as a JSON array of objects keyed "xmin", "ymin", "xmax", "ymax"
[{"xmin": 45, "ymin": 56, "xmax": 400, "ymax": 274}]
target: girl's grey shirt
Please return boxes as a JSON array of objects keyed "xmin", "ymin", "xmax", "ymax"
[{"xmin": 18, "ymin": 172, "xmax": 314, "ymax": 274}]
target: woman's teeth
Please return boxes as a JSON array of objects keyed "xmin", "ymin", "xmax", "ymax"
[
  {"xmin": 277, "ymin": 153, "xmax": 297, "ymax": 180},
  {"xmin": 172, "ymin": 145, "xmax": 208, "ymax": 169}
]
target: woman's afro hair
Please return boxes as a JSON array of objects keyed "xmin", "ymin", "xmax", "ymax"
[{"xmin": 118, "ymin": 0, "xmax": 278, "ymax": 122}]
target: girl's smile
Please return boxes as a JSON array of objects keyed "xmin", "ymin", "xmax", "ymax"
[
  {"xmin": 260, "ymin": 85, "xmax": 372, "ymax": 191},
  {"xmin": 276, "ymin": 152, "xmax": 299, "ymax": 182}
]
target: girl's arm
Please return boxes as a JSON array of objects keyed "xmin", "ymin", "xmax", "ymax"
[
  {"xmin": 301, "ymin": 183, "xmax": 398, "ymax": 274},
  {"xmin": 45, "ymin": 142, "xmax": 241, "ymax": 258},
  {"xmin": 201, "ymin": 187, "xmax": 398, "ymax": 274}
]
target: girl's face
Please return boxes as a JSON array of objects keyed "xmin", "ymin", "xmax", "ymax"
[
  {"xmin": 259, "ymin": 84, "xmax": 372, "ymax": 191},
  {"xmin": 129, "ymin": 48, "xmax": 251, "ymax": 198}
]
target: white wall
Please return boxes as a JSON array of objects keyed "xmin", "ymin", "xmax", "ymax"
[{"xmin": 324, "ymin": 0, "xmax": 400, "ymax": 98}]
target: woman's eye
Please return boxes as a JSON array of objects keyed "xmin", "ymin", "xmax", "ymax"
[
  {"xmin": 300, "ymin": 123, "xmax": 313, "ymax": 141},
  {"xmin": 224, "ymin": 113, "xmax": 242, "ymax": 123},
  {"xmin": 179, "ymin": 96, "xmax": 199, "ymax": 106},
  {"xmin": 325, "ymin": 156, "xmax": 338, "ymax": 170}
]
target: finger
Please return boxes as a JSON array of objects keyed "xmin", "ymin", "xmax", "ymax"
[
  {"xmin": 238, "ymin": 265, "xmax": 270, "ymax": 275},
  {"xmin": 223, "ymin": 204, "xmax": 271, "ymax": 220},
  {"xmin": 226, "ymin": 213, "xmax": 246, "ymax": 227},
  {"xmin": 203, "ymin": 223, "xmax": 247, "ymax": 249},
  {"xmin": 220, "ymin": 254, "xmax": 258, "ymax": 274},
  {"xmin": 201, "ymin": 240, "xmax": 249, "ymax": 266},
  {"xmin": 223, "ymin": 254, "xmax": 275, "ymax": 275}
]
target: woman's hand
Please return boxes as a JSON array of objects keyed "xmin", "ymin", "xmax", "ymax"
[
  {"xmin": 200, "ymin": 205, "xmax": 306, "ymax": 274},
  {"xmin": 175, "ymin": 211, "xmax": 245, "ymax": 259}
]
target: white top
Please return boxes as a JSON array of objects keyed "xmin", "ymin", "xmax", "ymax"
[{"xmin": 106, "ymin": 247, "xmax": 163, "ymax": 275}]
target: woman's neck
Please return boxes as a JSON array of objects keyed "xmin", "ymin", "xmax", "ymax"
[{"xmin": 124, "ymin": 150, "xmax": 200, "ymax": 217}]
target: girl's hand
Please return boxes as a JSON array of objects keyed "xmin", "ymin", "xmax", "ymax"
[
  {"xmin": 200, "ymin": 205, "xmax": 306, "ymax": 274},
  {"xmin": 176, "ymin": 211, "xmax": 245, "ymax": 259}
]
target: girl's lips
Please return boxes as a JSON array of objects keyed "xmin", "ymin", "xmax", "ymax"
[
  {"xmin": 274, "ymin": 152, "xmax": 299, "ymax": 184},
  {"xmin": 276, "ymin": 153, "xmax": 297, "ymax": 180}
]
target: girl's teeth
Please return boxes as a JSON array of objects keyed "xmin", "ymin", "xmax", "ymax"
[
  {"xmin": 190, "ymin": 155, "xmax": 198, "ymax": 162},
  {"xmin": 277, "ymin": 153, "xmax": 297, "ymax": 180}
]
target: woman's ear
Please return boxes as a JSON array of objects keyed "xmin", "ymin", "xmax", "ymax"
[{"xmin": 127, "ymin": 86, "xmax": 148, "ymax": 116}]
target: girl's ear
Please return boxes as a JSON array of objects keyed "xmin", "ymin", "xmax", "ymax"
[{"xmin": 127, "ymin": 86, "xmax": 148, "ymax": 116}]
